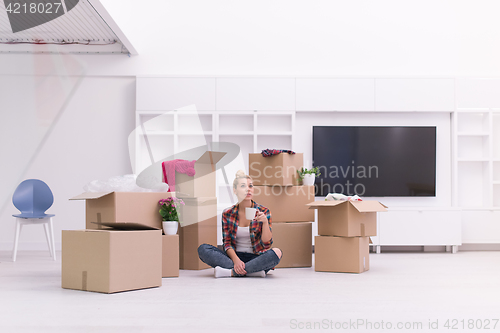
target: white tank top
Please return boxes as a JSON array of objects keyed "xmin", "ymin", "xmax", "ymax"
[{"xmin": 235, "ymin": 226, "xmax": 253, "ymax": 253}]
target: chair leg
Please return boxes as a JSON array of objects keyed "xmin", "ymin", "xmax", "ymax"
[
  {"xmin": 48, "ymin": 218, "xmax": 56, "ymax": 260},
  {"xmin": 43, "ymin": 222, "xmax": 54, "ymax": 259},
  {"xmin": 12, "ymin": 219, "xmax": 22, "ymax": 262}
]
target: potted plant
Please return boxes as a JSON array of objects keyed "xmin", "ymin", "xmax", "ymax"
[
  {"xmin": 159, "ymin": 197, "xmax": 185, "ymax": 235},
  {"xmin": 297, "ymin": 167, "xmax": 321, "ymax": 186}
]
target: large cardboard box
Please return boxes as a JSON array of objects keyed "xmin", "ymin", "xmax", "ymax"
[
  {"xmin": 62, "ymin": 224, "xmax": 162, "ymax": 293},
  {"xmin": 307, "ymin": 200, "xmax": 387, "ymax": 237},
  {"xmin": 249, "ymin": 153, "xmax": 303, "ymax": 186},
  {"xmin": 253, "ymin": 185, "xmax": 315, "ymax": 222},
  {"xmin": 272, "ymin": 222, "xmax": 312, "ymax": 268},
  {"xmin": 178, "ymin": 197, "xmax": 217, "ymax": 227},
  {"xmin": 178, "ymin": 216, "xmax": 217, "ymax": 270},
  {"xmin": 173, "ymin": 151, "xmax": 226, "ymax": 197},
  {"xmin": 315, "ymin": 236, "xmax": 370, "ymax": 273},
  {"xmin": 162, "ymin": 235, "xmax": 179, "ymax": 278},
  {"xmin": 70, "ymin": 192, "xmax": 175, "ymax": 230}
]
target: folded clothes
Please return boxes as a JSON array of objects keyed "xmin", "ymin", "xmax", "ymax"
[
  {"xmin": 162, "ymin": 159, "xmax": 196, "ymax": 192},
  {"xmin": 261, "ymin": 149, "xmax": 296, "ymax": 157}
]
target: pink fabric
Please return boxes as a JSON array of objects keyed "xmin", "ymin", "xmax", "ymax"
[{"xmin": 162, "ymin": 159, "xmax": 196, "ymax": 192}]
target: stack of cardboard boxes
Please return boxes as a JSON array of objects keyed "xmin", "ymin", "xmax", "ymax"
[
  {"xmin": 307, "ymin": 200, "xmax": 387, "ymax": 273},
  {"xmin": 249, "ymin": 152, "xmax": 314, "ymax": 268},
  {"xmin": 176, "ymin": 151, "xmax": 225, "ymax": 270},
  {"xmin": 62, "ymin": 151, "xmax": 224, "ymax": 293}
]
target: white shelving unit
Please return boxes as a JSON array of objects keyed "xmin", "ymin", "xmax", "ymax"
[
  {"xmin": 135, "ymin": 108, "xmax": 295, "ymax": 209},
  {"xmin": 453, "ymin": 107, "xmax": 500, "ymax": 244},
  {"xmin": 215, "ymin": 110, "xmax": 295, "ymax": 207},
  {"xmin": 134, "ymin": 110, "xmax": 214, "ymax": 174},
  {"xmin": 453, "ymin": 108, "xmax": 499, "ymax": 208}
]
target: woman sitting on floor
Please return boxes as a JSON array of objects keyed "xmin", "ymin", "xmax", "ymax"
[{"xmin": 198, "ymin": 170, "xmax": 282, "ymax": 278}]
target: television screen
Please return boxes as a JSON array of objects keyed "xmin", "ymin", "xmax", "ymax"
[{"xmin": 312, "ymin": 126, "xmax": 437, "ymax": 197}]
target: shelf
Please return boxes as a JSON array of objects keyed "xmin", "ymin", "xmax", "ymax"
[
  {"xmin": 139, "ymin": 131, "xmax": 175, "ymax": 136},
  {"xmin": 457, "ymin": 159, "xmax": 490, "ymax": 162},
  {"xmin": 218, "ymin": 131, "xmax": 254, "ymax": 136},
  {"xmin": 456, "ymin": 132, "xmax": 489, "ymax": 137},
  {"xmin": 177, "ymin": 132, "xmax": 214, "ymax": 135},
  {"xmin": 255, "ymin": 131, "xmax": 293, "ymax": 136},
  {"xmin": 456, "ymin": 108, "xmax": 490, "ymax": 112}
]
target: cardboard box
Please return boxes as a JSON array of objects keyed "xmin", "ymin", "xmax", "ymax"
[
  {"xmin": 174, "ymin": 151, "xmax": 226, "ymax": 197},
  {"xmin": 315, "ymin": 236, "xmax": 370, "ymax": 273},
  {"xmin": 272, "ymin": 222, "xmax": 312, "ymax": 268},
  {"xmin": 178, "ymin": 216, "xmax": 217, "ymax": 270},
  {"xmin": 162, "ymin": 235, "xmax": 179, "ymax": 278},
  {"xmin": 70, "ymin": 191, "xmax": 175, "ymax": 230},
  {"xmin": 249, "ymin": 153, "xmax": 303, "ymax": 186},
  {"xmin": 253, "ymin": 185, "xmax": 315, "ymax": 222},
  {"xmin": 307, "ymin": 200, "xmax": 387, "ymax": 237},
  {"xmin": 61, "ymin": 224, "xmax": 162, "ymax": 293},
  {"xmin": 178, "ymin": 197, "xmax": 217, "ymax": 227}
]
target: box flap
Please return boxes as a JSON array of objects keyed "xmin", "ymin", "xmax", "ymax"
[
  {"xmin": 196, "ymin": 151, "xmax": 226, "ymax": 165},
  {"xmin": 69, "ymin": 191, "xmax": 114, "ymax": 200},
  {"xmin": 350, "ymin": 201, "xmax": 388, "ymax": 213},
  {"xmin": 91, "ymin": 222, "xmax": 161, "ymax": 230}
]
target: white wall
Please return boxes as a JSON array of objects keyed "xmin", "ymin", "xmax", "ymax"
[
  {"xmin": 1, "ymin": 0, "xmax": 500, "ymax": 250},
  {"xmin": 2, "ymin": 0, "xmax": 500, "ymax": 77},
  {"xmin": 0, "ymin": 75, "xmax": 135, "ymax": 250}
]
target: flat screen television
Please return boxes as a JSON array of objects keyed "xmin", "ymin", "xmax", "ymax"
[{"xmin": 312, "ymin": 126, "xmax": 437, "ymax": 197}]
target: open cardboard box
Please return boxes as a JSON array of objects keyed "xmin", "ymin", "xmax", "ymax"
[
  {"xmin": 172, "ymin": 151, "xmax": 226, "ymax": 197},
  {"xmin": 70, "ymin": 191, "xmax": 175, "ymax": 230},
  {"xmin": 307, "ymin": 200, "xmax": 387, "ymax": 237},
  {"xmin": 249, "ymin": 153, "xmax": 303, "ymax": 186},
  {"xmin": 61, "ymin": 222, "xmax": 162, "ymax": 293}
]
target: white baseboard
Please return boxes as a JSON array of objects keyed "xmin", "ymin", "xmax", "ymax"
[{"xmin": 0, "ymin": 242, "xmax": 61, "ymax": 252}]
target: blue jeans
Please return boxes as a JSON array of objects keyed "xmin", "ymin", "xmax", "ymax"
[{"xmin": 197, "ymin": 244, "xmax": 281, "ymax": 276}]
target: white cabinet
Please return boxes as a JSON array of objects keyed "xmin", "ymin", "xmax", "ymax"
[
  {"xmin": 378, "ymin": 208, "xmax": 462, "ymax": 249},
  {"xmin": 136, "ymin": 77, "xmax": 216, "ymax": 111},
  {"xmin": 296, "ymin": 78, "xmax": 375, "ymax": 111},
  {"xmin": 375, "ymin": 78, "xmax": 455, "ymax": 111},
  {"xmin": 216, "ymin": 78, "xmax": 295, "ymax": 111},
  {"xmin": 461, "ymin": 209, "xmax": 500, "ymax": 243}
]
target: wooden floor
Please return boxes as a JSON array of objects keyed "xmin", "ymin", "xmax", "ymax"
[{"xmin": 0, "ymin": 250, "xmax": 499, "ymax": 333}]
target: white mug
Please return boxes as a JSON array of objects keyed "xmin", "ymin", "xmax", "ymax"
[{"xmin": 245, "ymin": 207, "xmax": 257, "ymax": 220}]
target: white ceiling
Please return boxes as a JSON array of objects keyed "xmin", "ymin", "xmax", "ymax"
[{"xmin": 0, "ymin": 0, "xmax": 136, "ymax": 55}]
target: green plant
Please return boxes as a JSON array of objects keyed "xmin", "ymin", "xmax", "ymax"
[
  {"xmin": 297, "ymin": 167, "xmax": 321, "ymax": 181},
  {"xmin": 159, "ymin": 197, "xmax": 184, "ymax": 222}
]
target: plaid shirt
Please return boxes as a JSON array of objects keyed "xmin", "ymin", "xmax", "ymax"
[{"xmin": 222, "ymin": 200, "xmax": 273, "ymax": 254}]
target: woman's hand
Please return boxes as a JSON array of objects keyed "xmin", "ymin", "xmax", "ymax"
[
  {"xmin": 233, "ymin": 258, "xmax": 246, "ymax": 275},
  {"xmin": 255, "ymin": 211, "xmax": 268, "ymax": 224}
]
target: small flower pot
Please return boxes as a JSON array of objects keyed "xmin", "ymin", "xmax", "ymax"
[
  {"xmin": 162, "ymin": 221, "xmax": 179, "ymax": 235},
  {"xmin": 302, "ymin": 174, "xmax": 316, "ymax": 186}
]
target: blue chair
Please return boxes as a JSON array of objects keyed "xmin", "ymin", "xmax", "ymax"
[{"xmin": 12, "ymin": 179, "xmax": 56, "ymax": 261}]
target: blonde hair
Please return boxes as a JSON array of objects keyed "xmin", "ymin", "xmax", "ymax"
[{"xmin": 233, "ymin": 170, "xmax": 252, "ymax": 189}]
